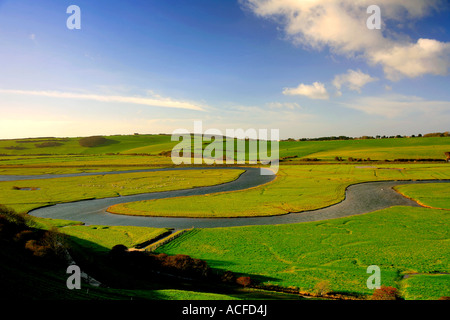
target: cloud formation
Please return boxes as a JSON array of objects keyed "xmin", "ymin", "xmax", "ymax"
[
  {"xmin": 333, "ymin": 69, "xmax": 378, "ymax": 94},
  {"xmin": 342, "ymin": 94, "xmax": 450, "ymax": 118},
  {"xmin": 242, "ymin": 0, "xmax": 450, "ymax": 80},
  {"xmin": 0, "ymin": 89, "xmax": 207, "ymax": 111},
  {"xmin": 282, "ymin": 82, "xmax": 329, "ymax": 100}
]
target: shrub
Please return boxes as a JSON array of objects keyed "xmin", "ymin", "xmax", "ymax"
[
  {"xmin": 313, "ymin": 280, "xmax": 331, "ymax": 296},
  {"xmin": 79, "ymin": 136, "xmax": 108, "ymax": 147},
  {"xmin": 221, "ymin": 271, "xmax": 236, "ymax": 283},
  {"xmin": 371, "ymin": 286, "xmax": 400, "ymax": 300},
  {"xmin": 236, "ymin": 276, "xmax": 252, "ymax": 287},
  {"xmin": 34, "ymin": 141, "xmax": 63, "ymax": 148}
]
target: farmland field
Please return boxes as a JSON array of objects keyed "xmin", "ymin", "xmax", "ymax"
[
  {"xmin": 156, "ymin": 206, "xmax": 450, "ymax": 299},
  {"xmin": 395, "ymin": 183, "xmax": 450, "ymax": 209},
  {"xmin": 0, "ymin": 168, "xmax": 244, "ymax": 214},
  {"xmin": 0, "ymin": 135, "xmax": 449, "ymax": 301}
]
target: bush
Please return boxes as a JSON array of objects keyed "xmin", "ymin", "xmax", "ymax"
[
  {"xmin": 34, "ymin": 142, "xmax": 63, "ymax": 148},
  {"xmin": 79, "ymin": 136, "xmax": 108, "ymax": 147},
  {"xmin": 371, "ymin": 286, "xmax": 400, "ymax": 300},
  {"xmin": 313, "ymin": 280, "xmax": 331, "ymax": 296},
  {"xmin": 236, "ymin": 276, "xmax": 252, "ymax": 287},
  {"xmin": 221, "ymin": 271, "xmax": 236, "ymax": 283}
]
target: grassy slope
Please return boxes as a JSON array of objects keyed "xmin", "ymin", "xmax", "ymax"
[
  {"xmin": 156, "ymin": 206, "xmax": 450, "ymax": 299},
  {"xmin": 0, "ymin": 134, "xmax": 176, "ymax": 155},
  {"xmin": 107, "ymin": 164, "xmax": 450, "ymax": 218},
  {"xmin": 0, "ymin": 236, "xmax": 244, "ymax": 300}
]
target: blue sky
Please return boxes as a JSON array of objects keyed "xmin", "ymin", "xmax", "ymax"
[{"xmin": 1, "ymin": 0, "xmax": 450, "ymax": 139}]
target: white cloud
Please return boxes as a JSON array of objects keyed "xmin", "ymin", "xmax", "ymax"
[
  {"xmin": 266, "ymin": 102, "xmax": 301, "ymax": 110},
  {"xmin": 282, "ymin": 82, "xmax": 329, "ymax": 100},
  {"xmin": 369, "ymin": 38, "xmax": 450, "ymax": 80},
  {"xmin": 241, "ymin": 0, "xmax": 450, "ymax": 80},
  {"xmin": 0, "ymin": 89, "xmax": 207, "ymax": 111},
  {"xmin": 342, "ymin": 94, "xmax": 450, "ymax": 118},
  {"xmin": 333, "ymin": 69, "xmax": 378, "ymax": 94}
]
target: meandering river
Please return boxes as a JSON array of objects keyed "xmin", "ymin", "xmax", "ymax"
[{"xmin": 2, "ymin": 167, "xmax": 449, "ymax": 229}]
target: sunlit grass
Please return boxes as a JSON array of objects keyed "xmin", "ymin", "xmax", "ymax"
[
  {"xmin": 108, "ymin": 164, "xmax": 450, "ymax": 218},
  {"xmin": 0, "ymin": 169, "xmax": 244, "ymax": 213},
  {"xmin": 157, "ymin": 206, "xmax": 450, "ymax": 299}
]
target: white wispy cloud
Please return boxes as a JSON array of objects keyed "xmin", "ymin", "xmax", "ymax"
[
  {"xmin": 282, "ymin": 82, "xmax": 329, "ymax": 100},
  {"xmin": 241, "ymin": 0, "xmax": 450, "ymax": 80},
  {"xmin": 0, "ymin": 89, "xmax": 207, "ymax": 111},
  {"xmin": 266, "ymin": 102, "xmax": 301, "ymax": 110},
  {"xmin": 342, "ymin": 94, "xmax": 450, "ymax": 118}
]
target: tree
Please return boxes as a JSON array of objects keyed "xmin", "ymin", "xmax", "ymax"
[
  {"xmin": 236, "ymin": 276, "xmax": 252, "ymax": 287},
  {"xmin": 371, "ymin": 286, "xmax": 400, "ymax": 300}
]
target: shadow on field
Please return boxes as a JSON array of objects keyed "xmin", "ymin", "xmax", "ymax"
[
  {"xmin": 64, "ymin": 234, "xmax": 292, "ymax": 300},
  {"xmin": 90, "ymin": 138, "xmax": 120, "ymax": 148}
]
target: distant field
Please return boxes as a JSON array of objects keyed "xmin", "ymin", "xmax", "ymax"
[
  {"xmin": 107, "ymin": 164, "xmax": 450, "ymax": 218},
  {"xmin": 278, "ymin": 137, "xmax": 450, "ymax": 161},
  {"xmin": 0, "ymin": 134, "xmax": 176, "ymax": 155},
  {"xmin": 0, "ymin": 169, "xmax": 244, "ymax": 213},
  {"xmin": 1, "ymin": 135, "xmax": 449, "ymax": 162},
  {"xmin": 156, "ymin": 206, "xmax": 450, "ymax": 299},
  {"xmin": 395, "ymin": 183, "xmax": 450, "ymax": 209}
]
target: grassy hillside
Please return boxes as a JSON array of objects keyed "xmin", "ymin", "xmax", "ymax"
[
  {"xmin": 278, "ymin": 137, "xmax": 450, "ymax": 161},
  {"xmin": 1, "ymin": 134, "xmax": 449, "ymax": 162},
  {"xmin": 0, "ymin": 134, "xmax": 176, "ymax": 155}
]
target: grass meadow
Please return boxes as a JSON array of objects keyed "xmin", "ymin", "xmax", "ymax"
[
  {"xmin": 156, "ymin": 206, "xmax": 450, "ymax": 299},
  {"xmin": 0, "ymin": 169, "xmax": 244, "ymax": 214},
  {"xmin": 395, "ymin": 183, "xmax": 450, "ymax": 209}
]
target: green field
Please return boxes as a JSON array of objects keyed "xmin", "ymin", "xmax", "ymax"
[
  {"xmin": 0, "ymin": 134, "xmax": 176, "ymax": 155},
  {"xmin": 156, "ymin": 206, "xmax": 450, "ymax": 299},
  {"xmin": 107, "ymin": 164, "xmax": 450, "ymax": 218},
  {"xmin": 278, "ymin": 136, "xmax": 450, "ymax": 160},
  {"xmin": 1, "ymin": 134, "xmax": 449, "ymax": 300},
  {"xmin": 395, "ymin": 183, "xmax": 450, "ymax": 209},
  {"xmin": 0, "ymin": 169, "xmax": 244, "ymax": 214},
  {"xmin": 1, "ymin": 135, "xmax": 449, "ymax": 162}
]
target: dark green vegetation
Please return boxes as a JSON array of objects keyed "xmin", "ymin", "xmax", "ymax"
[{"xmin": 0, "ymin": 205, "xmax": 305, "ymax": 300}]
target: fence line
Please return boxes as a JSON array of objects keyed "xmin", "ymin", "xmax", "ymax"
[{"xmin": 144, "ymin": 227, "xmax": 194, "ymax": 252}]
